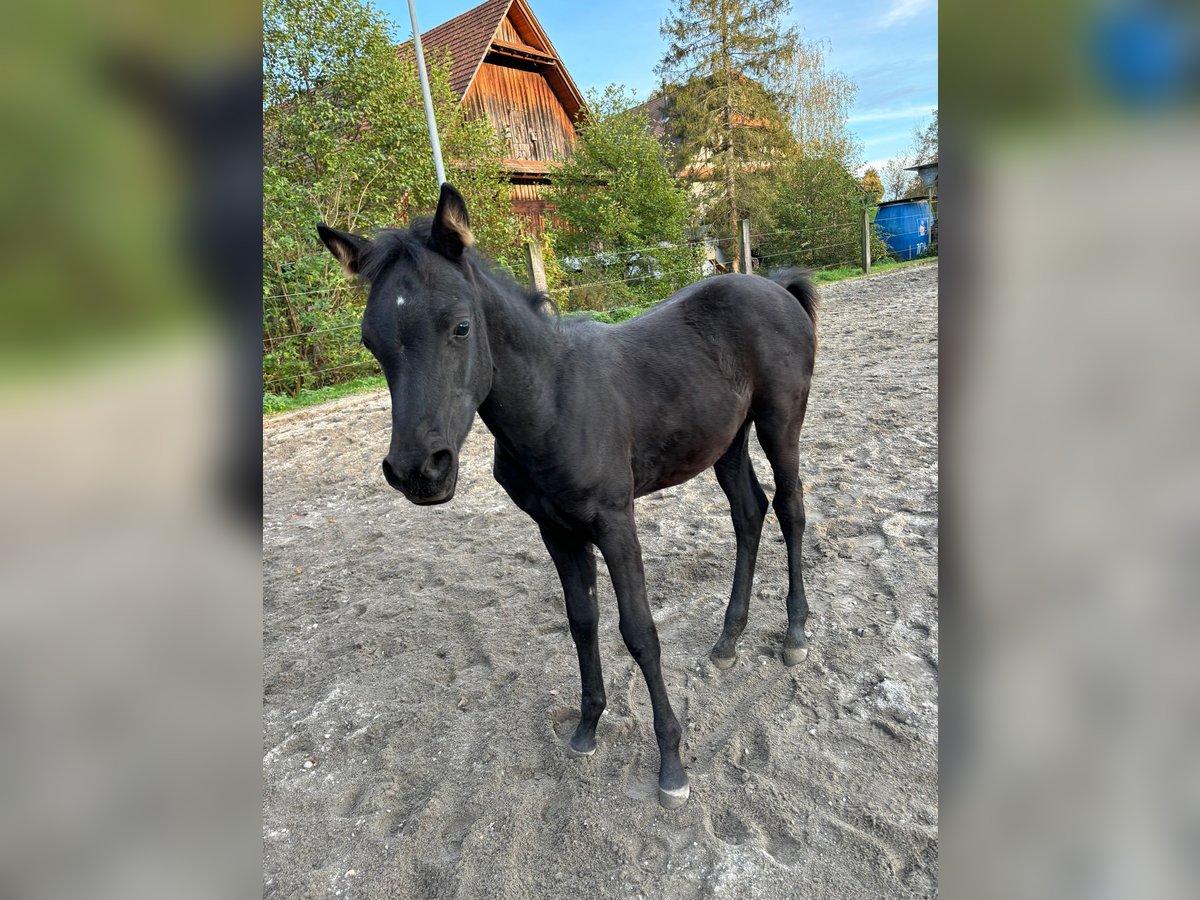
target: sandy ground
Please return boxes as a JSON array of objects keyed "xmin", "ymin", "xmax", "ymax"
[{"xmin": 263, "ymin": 263, "xmax": 939, "ymax": 899}]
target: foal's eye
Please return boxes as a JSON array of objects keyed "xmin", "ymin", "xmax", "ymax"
[{"xmin": 454, "ymin": 320, "xmax": 470, "ymax": 337}]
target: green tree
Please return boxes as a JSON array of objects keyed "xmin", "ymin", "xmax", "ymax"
[
  {"xmin": 882, "ymin": 156, "xmax": 917, "ymax": 201},
  {"xmin": 879, "ymin": 110, "xmax": 937, "ymax": 202},
  {"xmin": 780, "ymin": 36, "xmax": 860, "ymax": 168},
  {"xmin": 546, "ymin": 86, "xmax": 702, "ymax": 312},
  {"xmin": 755, "ymin": 32, "xmax": 874, "ymax": 272},
  {"xmin": 860, "ymin": 167, "xmax": 884, "ymax": 205},
  {"xmin": 761, "ymin": 154, "xmax": 885, "ymax": 270},
  {"xmin": 883, "ymin": 159, "xmax": 928, "ymax": 201},
  {"xmin": 263, "ymin": 0, "xmax": 519, "ymax": 395},
  {"xmin": 656, "ymin": 0, "xmax": 798, "ymax": 252}
]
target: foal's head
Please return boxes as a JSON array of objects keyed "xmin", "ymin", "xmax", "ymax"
[{"xmin": 317, "ymin": 184, "xmax": 492, "ymax": 505}]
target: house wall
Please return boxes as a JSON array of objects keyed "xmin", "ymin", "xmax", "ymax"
[
  {"xmin": 465, "ymin": 63, "xmax": 577, "ymax": 164},
  {"xmin": 510, "ymin": 183, "xmax": 549, "ymax": 234},
  {"xmin": 494, "ymin": 17, "xmax": 531, "ymax": 46}
]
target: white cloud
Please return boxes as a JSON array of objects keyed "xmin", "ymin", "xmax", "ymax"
[
  {"xmin": 858, "ymin": 129, "xmax": 922, "ymax": 151},
  {"xmin": 878, "ymin": 0, "xmax": 933, "ymax": 29},
  {"xmin": 849, "ymin": 105, "xmax": 938, "ymax": 126}
]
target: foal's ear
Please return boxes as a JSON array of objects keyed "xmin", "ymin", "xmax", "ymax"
[
  {"xmin": 317, "ymin": 224, "xmax": 371, "ymax": 278},
  {"xmin": 429, "ymin": 183, "xmax": 474, "ymax": 261}
]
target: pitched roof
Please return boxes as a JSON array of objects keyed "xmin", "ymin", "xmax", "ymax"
[
  {"xmin": 415, "ymin": 0, "xmax": 511, "ymax": 98},
  {"xmin": 401, "ymin": 0, "xmax": 586, "ymax": 121},
  {"xmin": 628, "ymin": 93, "xmax": 670, "ymax": 139}
]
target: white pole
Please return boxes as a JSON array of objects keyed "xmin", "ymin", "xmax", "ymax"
[{"xmin": 407, "ymin": 0, "xmax": 446, "ymax": 186}]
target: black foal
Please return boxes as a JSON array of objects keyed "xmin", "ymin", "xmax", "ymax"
[{"xmin": 318, "ymin": 184, "xmax": 818, "ymax": 808}]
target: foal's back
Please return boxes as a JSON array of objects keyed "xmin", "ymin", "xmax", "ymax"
[
  {"xmin": 609, "ymin": 273, "xmax": 816, "ymax": 379},
  {"xmin": 575, "ymin": 273, "xmax": 817, "ymax": 496}
]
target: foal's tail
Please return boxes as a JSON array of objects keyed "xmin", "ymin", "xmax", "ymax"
[{"xmin": 771, "ymin": 268, "xmax": 819, "ymax": 336}]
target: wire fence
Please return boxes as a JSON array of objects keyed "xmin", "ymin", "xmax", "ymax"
[{"xmin": 263, "ymin": 212, "xmax": 936, "ymax": 396}]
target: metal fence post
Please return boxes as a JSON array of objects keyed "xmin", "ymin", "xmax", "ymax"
[
  {"xmin": 525, "ymin": 238, "xmax": 548, "ymax": 293},
  {"xmin": 739, "ymin": 219, "xmax": 753, "ymax": 274},
  {"xmin": 861, "ymin": 206, "xmax": 872, "ymax": 275}
]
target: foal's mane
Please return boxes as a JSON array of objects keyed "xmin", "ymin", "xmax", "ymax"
[{"xmin": 358, "ymin": 218, "xmax": 556, "ymax": 320}]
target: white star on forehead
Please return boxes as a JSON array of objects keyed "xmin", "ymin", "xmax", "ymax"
[{"xmin": 396, "ymin": 295, "xmax": 406, "ymax": 306}]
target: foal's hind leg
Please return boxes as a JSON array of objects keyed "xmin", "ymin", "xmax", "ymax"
[
  {"xmin": 710, "ymin": 421, "xmax": 770, "ymax": 669},
  {"xmin": 755, "ymin": 395, "xmax": 813, "ymax": 666},
  {"xmin": 539, "ymin": 524, "xmax": 605, "ymax": 756}
]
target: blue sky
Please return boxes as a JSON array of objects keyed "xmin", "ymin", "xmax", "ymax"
[{"xmin": 379, "ymin": 0, "xmax": 937, "ymax": 174}]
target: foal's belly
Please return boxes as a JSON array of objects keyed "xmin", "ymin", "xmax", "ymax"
[
  {"xmin": 632, "ymin": 401, "xmax": 748, "ymax": 497},
  {"xmin": 636, "ymin": 457, "xmax": 722, "ymax": 496}
]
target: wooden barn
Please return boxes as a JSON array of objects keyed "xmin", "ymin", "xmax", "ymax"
[{"xmin": 411, "ymin": 0, "xmax": 587, "ymax": 231}]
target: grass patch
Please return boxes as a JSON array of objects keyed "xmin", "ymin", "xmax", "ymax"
[
  {"xmin": 812, "ymin": 254, "xmax": 936, "ymax": 284},
  {"xmin": 588, "ymin": 304, "xmax": 647, "ymax": 324},
  {"xmin": 263, "ymin": 375, "xmax": 386, "ymax": 416}
]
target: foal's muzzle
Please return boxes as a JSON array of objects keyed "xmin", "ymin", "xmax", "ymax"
[{"xmin": 381, "ymin": 448, "xmax": 457, "ymax": 504}]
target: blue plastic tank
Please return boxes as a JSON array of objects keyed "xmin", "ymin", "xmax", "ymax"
[{"xmin": 874, "ymin": 199, "xmax": 933, "ymax": 260}]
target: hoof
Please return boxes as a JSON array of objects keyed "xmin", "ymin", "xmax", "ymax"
[
  {"xmin": 566, "ymin": 737, "xmax": 596, "ymax": 758},
  {"xmin": 711, "ymin": 652, "xmax": 737, "ymax": 670},
  {"xmin": 782, "ymin": 645, "xmax": 809, "ymax": 666},
  {"xmin": 658, "ymin": 780, "xmax": 690, "ymax": 809}
]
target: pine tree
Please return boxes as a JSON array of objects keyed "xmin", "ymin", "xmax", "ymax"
[{"xmin": 656, "ymin": 0, "xmax": 798, "ymax": 250}]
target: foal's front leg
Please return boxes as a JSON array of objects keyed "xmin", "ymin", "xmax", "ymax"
[
  {"xmin": 539, "ymin": 524, "xmax": 605, "ymax": 756},
  {"xmin": 594, "ymin": 509, "xmax": 689, "ymax": 809}
]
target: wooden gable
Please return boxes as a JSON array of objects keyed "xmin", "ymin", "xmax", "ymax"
[{"xmin": 416, "ymin": 0, "xmax": 586, "ymax": 183}]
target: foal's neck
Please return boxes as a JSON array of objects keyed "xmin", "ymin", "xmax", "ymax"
[{"xmin": 474, "ymin": 267, "xmax": 561, "ymax": 449}]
